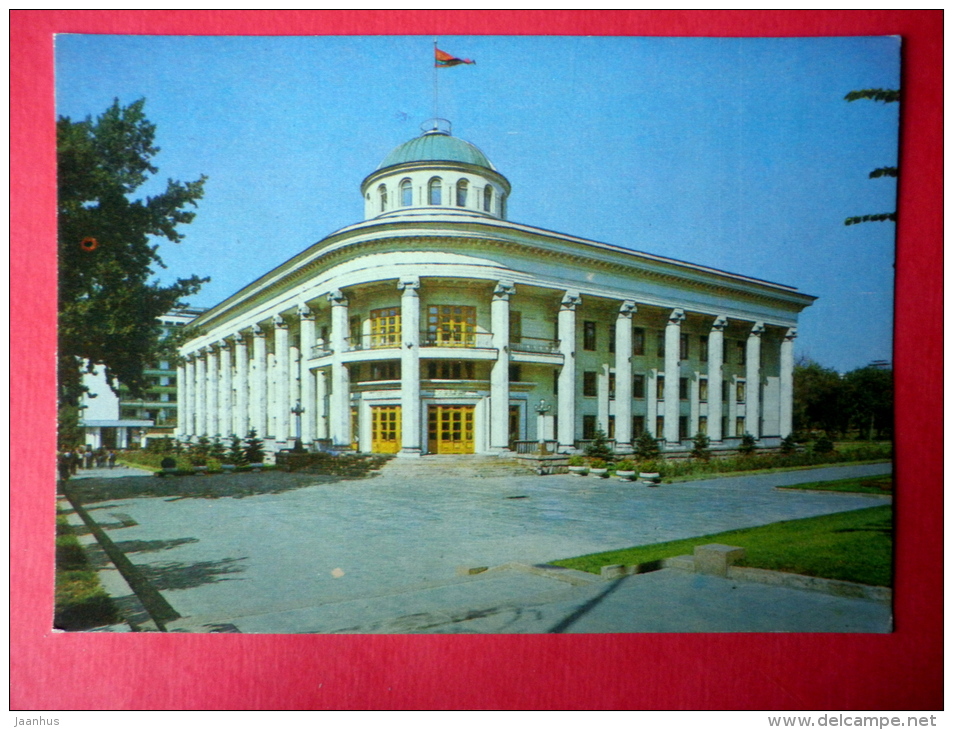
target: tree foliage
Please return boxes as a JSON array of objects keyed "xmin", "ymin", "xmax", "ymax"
[
  {"xmin": 793, "ymin": 357, "xmax": 847, "ymax": 437},
  {"xmin": 843, "ymin": 88, "xmax": 899, "ymax": 227},
  {"xmin": 793, "ymin": 357, "xmax": 893, "ymax": 440},
  {"xmin": 58, "ymin": 98, "xmax": 208, "ymax": 406}
]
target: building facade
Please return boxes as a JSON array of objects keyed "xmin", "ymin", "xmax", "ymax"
[{"xmin": 177, "ymin": 123, "xmax": 815, "ymax": 456}]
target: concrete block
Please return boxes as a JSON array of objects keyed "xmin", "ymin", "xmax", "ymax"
[
  {"xmin": 456, "ymin": 565, "xmax": 488, "ymax": 576},
  {"xmin": 600, "ymin": 564, "xmax": 626, "ymax": 580},
  {"xmin": 663, "ymin": 554, "xmax": 696, "ymax": 572},
  {"xmin": 693, "ymin": 543, "xmax": 746, "ymax": 577}
]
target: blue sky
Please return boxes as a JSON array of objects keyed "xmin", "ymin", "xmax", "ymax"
[{"xmin": 55, "ymin": 35, "xmax": 900, "ymax": 373}]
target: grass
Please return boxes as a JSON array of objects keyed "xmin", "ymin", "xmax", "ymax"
[
  {"xmin": 777, "ymin": 474, "xmax": 892, "ymax": 495},
  {"xmin": 550, "ymin": 505, "xmax": 893, "ymax": 587},
  {"xmin": 55, "ymin": 513, "xmax": 121, "ymax": 630}
]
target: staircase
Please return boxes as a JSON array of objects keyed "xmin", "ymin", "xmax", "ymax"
[{"xmin": 379, "ymin": 454, "xmax": 539, "ymax": 479}]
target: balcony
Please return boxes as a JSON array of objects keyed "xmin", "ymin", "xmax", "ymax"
[
  {"xmin": 420, "ymin": 331, "xmax": 495, "ymax": 349},
  {"xmin": 344, "ymin": 333, "xmax": 403, "ymax": 352},
  {"xmin": 509, "ymin": 337, "xmax": 560, "ymax": 355},
  {"xmin": 310, "ymin": 343, "xmax": 332, "ymax": 358}
]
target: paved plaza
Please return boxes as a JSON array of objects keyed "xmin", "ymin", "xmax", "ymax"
[{"xmin": 63, "ymin": 460, "xmax": 893, "ymax": 633}]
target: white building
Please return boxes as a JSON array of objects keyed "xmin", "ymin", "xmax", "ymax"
[{"xmin": 178, "ymin": 122, "xmax": 815, "ymax": 457}]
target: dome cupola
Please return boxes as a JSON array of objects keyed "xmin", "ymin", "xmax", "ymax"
[{"xmin": 360, "ymin": 120, "xmax": 511, "ymax": 222}]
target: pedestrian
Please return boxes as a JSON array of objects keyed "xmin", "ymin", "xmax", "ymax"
[
  {"xmin": 57, "ymin": 452, "xmax": 71, "ymax": 482},
  {"xmin": 84, "ymin": 449, "xmax": 93, "ymax": 469},
  {"xmin": 107, "ymin": 450, "xmax": 116, "ymax": 469},
  {"xmin": 70, "ymin": 450, "xmax": 80, "ymax": 475}
]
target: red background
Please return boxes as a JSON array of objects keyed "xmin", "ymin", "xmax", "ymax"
[{"xmin": 12, "ymin": 10, "xmax": 942, "ymax": 710}]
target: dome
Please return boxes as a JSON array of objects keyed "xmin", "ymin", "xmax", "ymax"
[{"xmin": 378, "ymin": 130, "xmax": 496, "ymax": 171}]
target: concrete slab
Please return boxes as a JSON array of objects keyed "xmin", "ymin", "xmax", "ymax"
[{"xmin": 67, "ymin": 461, "xmax": 893, "ymax": 633}]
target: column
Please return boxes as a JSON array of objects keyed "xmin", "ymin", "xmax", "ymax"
[
  {"xmin": 231, "ymin": 333, "xmax": 248, "ymax": 438},
  {"xmin": 183, "ymin": 355, "xmax": 196, "ymax": 440},
  {"xmin": 316, "ymin": 369, "xmax": 329, "ymax": 440},
  {"xmin": 273, "ymin": 315, "xmax": 290, "ymax": 444},
  {"xmin": 398, "ymin": 277, "xmax": 422, "ymax": 457},
  {"xmin": 298, "ymin": 305, "xmax": 317, "ymax": 445},
  {"xmin": 557, "ymin": 290, "xmax": 581, "ymax": 450},
  {"xmin": 251, "ymin": 324, "xmax": 268, "ymax": 437},
  {"xmin": 664, "ymin": 308, "xmax": 685, "ymax": 445},
  {"xmin": 175, "ymin": 362, "xmax": 186, "ymax": 441},
  {"xmin": 779, "ymin": 327, "xmax": 796, "ymax": 438},
  {"xmin": 289, "ymin": 334, "xmax": 300, "ymax": 440},
  {"xmin": 328, "ymin": 289, "xmax": 351, "ymax": 446},
  {"xmin": 490, "ymin": 280, "xmax": 514, "ymax": 451},
  {"xmin": 746, "ymin": 322, "xmax": 764, "ymax": 439},
  {"xmin": 206, "ymin": 345, "xmax": 219, "ymax": 437},
  {"xmin": 597, "ymin": 363, "xmax": 610, "ymax": 434},
  {"xmin": 614, "ymin": 300, "xmax": 636, "ymax": 452},
  {"xmin": 707, "ymin": 316, "xmax": 727, "ymax": 442},
  {"xmin": 194, "ymin": 349, "xmax": 207, "ymax": 436},
  {"xmin": 218, "ymin": 339, "xmax": 232, "ymax": 438}
]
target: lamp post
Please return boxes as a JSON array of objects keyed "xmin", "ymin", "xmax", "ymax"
[
  {"xmin": 534, "ymin": 399, "xmax": 551, "ymax": 455},
  {"xmin": 290, "ymin": 400, "xmax": 305, "ymax": 451}
]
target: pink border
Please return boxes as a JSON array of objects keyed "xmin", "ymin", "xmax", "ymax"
[{"xmin": 13, "ymin": 10, "xmax": 942, "ymax": 710}]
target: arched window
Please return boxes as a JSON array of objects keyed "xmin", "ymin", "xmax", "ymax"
[
  {"xmin": 400, "ymin": 179, "xmax": 412, "ymax": 207},
  {"xmin": 456, "ymin": 179, "xmax": 468, "ymax": 207},
  {"xmin": 428, "ymin": 177, "xmax": 443, "ymax": 205},
  {"xmin": 483, "ymin": 185, "xmax": 493, "ymax": 213},
  {"xmin": 378, "ymin": 184, "xmax": 388, "ymax": 213}
]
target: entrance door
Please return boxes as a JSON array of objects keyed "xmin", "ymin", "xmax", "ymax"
[
  {"xmin": 427, "ymin": 405, "xmax": 475, "ymax": 454},
  {"xmin": 371, "ymin": 406, "xmax": 402, "ymax": 454},
  {"xmin": 508, "ymin": 405, "xmax": 521, "ymax": 448},
  {"xmin": 350, "ymin": 407, "xmax": 359, "ymax": 451}
]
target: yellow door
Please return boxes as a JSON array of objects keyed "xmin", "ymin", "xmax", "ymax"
[
  {"xmin": 350, "ymin": 407, "xmax": 359, "ymax": 451},
  {"xmin": 371, "ymin": 406, "xmax": 402, "ymax": 454},
  {"xmin": 427, "ymin": 405, "xmax": 475, "ymax": 454}
]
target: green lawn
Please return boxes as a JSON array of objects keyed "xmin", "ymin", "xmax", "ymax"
[
  {"xmin": 550, "ymin": 505, "xmax": 892, "ymax": 587},
  {"xmin": 55, "ymin": 513, "xmax": 121, "ymax": 630},
  {"xmin": 776, "ymin": 474, "xmax": 892, "ymax": 495}
]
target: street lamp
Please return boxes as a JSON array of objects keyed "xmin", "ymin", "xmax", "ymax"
[
  {"xmin": 290, "ymin": 400, "xmax": 305, "ymax": 451},
  {"xmin": 534, "ymin": 399, "xmax": 551, "ymax": 455}
]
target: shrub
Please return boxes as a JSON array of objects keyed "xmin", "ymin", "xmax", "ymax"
[
  {"xmin": 585, "ymin": 428, "xmax": 613, "ymax": 462},
  {"xmin": 160, "ymin": 457, "xmax": 176, "ymax": 470},
  {"xmin": 567, "ymin": 455, "xmax": 586, "ymax": 467},
  {"xmin": 691, "ymin": 432, "xmax": 711, "ymax": 460},
  {"xmin": 226, "ymin": 435, "xmax": 247, "ymax": 466},
  {"xmin": 813, "ymin": 435, "xmax": 835, "ymax": 454},
  {"xmin": 244, "ymin": 429, "xmax": 265, "ymax": 464},
  {"xmin": 209, "ymin": 437, "xmax": 227, "ymax": 462},
  {"xmin": 615, "ymin": 459, "xmax": 635, "ymax": 472},
  {"xmin": 587, "ymin": 457, "xmax": 606, "ymax": 469},
  {"xmin": 634, "ymin": 430, "xmax": 661, "ymax": 460},
  {"xmin": 779, "ymin": 434, "xmax": 798, "ymax": 455},
  {"xmin": 738, "ymin": 433, "xmax": 757, "ymax": 456}
]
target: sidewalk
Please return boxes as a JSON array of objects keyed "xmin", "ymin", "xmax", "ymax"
[{"xmin": 64, "ymin": 461, "xmax": 893, "ymax": 633}]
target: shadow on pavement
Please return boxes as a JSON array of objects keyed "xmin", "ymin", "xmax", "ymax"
[{"xmin": 138, "ymin": 556, "xmax": 248, "ymax": 591}]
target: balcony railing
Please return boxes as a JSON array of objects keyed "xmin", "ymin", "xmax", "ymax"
[
  {"xmin": 420, "ymin": 331, "xmax": 495, "ymax": 349},
  {"xmin": 344, "ymin": 333, "xmax": 403, "ymax": 352},
  {"xmin": 511, "ymin": 439, "xmax": 560, "ymax": 454},
  {"xmin": 311, "ymin": 343, "xmax": 332, "ymax": 358},
  {"xmin": 574, "ymin": 438, "xmax": 618, "ymax": 452},
  {"xmin": 509, "ymin": 337, "xmax": 561, "ymax": 355}
]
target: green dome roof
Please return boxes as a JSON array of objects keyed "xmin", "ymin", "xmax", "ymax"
[{"xmin": 378, "ymin": 131, "xmax": 496, "ymax": 171}]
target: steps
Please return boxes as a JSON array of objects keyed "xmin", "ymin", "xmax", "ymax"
[{"xmin": 379, "ymin": 454, "xmax": 539, "ymax": 479}]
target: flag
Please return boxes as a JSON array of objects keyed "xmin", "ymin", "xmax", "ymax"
[{"xmin": 435, "ymin": 48, "xmax": 475, "ymax": 67}]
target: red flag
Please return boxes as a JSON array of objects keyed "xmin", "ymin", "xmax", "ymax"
[{"xmin": 435, "ymin": 48, "xmax": 475, "ymax": 67}]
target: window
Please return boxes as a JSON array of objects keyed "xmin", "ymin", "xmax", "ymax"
[
  {"xmin": 484, "ymin": 185, "xmax": 493, "ymax": 212},
  {"xmin": 656, "ymin": 374, "xmax": 665, "ymax": 400},
  {"xmin": 736, "ymin": 417, "xmax": 746, "ymax": 437},
  {"xmin": 159, "ymin": 360, "xmax": 170, "ymax": 371},
  {"xmin": 378, "ymin": 184, "xmax": 388, "ymax": 213},
  {"xmin": 349, "ymin": 315, "xmax": 362, "ymax": 344},
  {"xmin": 427, "ymin": 305, "xmax": 476, "ymax": 346},
  {"xmin": 582, "ymin": 415, "xmax": 597, "ymax": 440},
  {"xmin": 456, "ymin": 179, "xmax": 468, "ymax": 207},
  {"xmin": 656, "ymin": 416, "xmax": 665, "ymax": 439},
  {"xmin": 736, "ymin": 381, "xmax": 746, "ymax": 403},
  {"xmin": 608, "ymin": 372, "xmax": 616, "ymax": 400},
  {"xmin": 699, "ymin": 377, "xmax": 708, "ymax": 402},
  {"xmin": 583, "ymin": 371, "xmax": 598, "ymax": 397},
  {"xmin": 509, "ymin": 364, "xmax": 522, "ymax": 382},
  {"xmin": 722, "ymin": 417, "xmax": 729, "ymax": 438},
  {"xmin": 679, "ymin": 377, "xmax": 689, "ymax": 400},
  {"xmin": 699, "ymin": 416, "xmax": 708, "ymax": 435},
  {"xmin": 370, "ymin": 307, "xmax": 401, "ymax": 348},
  {"xmin": 553, "ymin": 369, "xmax": 559, "ymax": 395},
  {"xmin": 657, "ymin": 331, "xmax": 666, "ymax": 358},
  {"xmin": 680, "ymin": 333, "xmax": 690, "ymax": 360},
  {"xmin": 501, "ymin": 193, "xmax": 507, "ymax": 218},
  {"xmin": 583, "ymin": 321, "xmax": 597, "ymax": 351},
  {"xmin": 722, "ymin": 381, "xmax": 729, "ymax": 402},
  {"xmin": 400, "ymin": 179, "xmax": 412, "ymax": 207},
  {"xmin": 633, "ymin": 373, "xmax": 645, "ymax": 398},
  {"xmin": 509, "ymin": 310, "xmax": 522, "ymax": 344},
  {"xmin": 737, "ymin": 341, "xmax": 747, "ymax": 366},
  {"xmin": 679, "ymin": 416, "xmax": 689, "ymax": 440},
  {"xmin": 427, "ymin": 360, "xmax": 475, "ymax": 379},
  {"xmin": 632, "ymin": 415, "xmax": 645, "ymax": 437},
  {"xmin": 609, "ymin": 325, "xmax": 616, "ymax": 353},
  {"xmin": 632, "ymin": 327, "xmax": 645, "ymax": 356},
  {"xmin": 428, "ymin": 177, "xmax": 442, "ymax": 205},
  {"xmin": 370, "ymin": 361, "xmax": 400, "ymax": 380},
  {"xmin": 608, "ymin": 415, "xmax": 616, "ymax": 439},
  {"xmin": 699, "ymin": 335, "xmax": 709, "ymax": 362},
  {"xmin": 349, "ymin": 363, "xmax": 361, "ymax": 381}
]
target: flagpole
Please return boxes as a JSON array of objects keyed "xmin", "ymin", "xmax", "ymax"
[{"xmin": 433, "ymin": 38, "xmax": 438, "ymax": 125}]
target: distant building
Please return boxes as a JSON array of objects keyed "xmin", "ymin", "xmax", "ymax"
[
  {"xmin": 79, "ymin": 306, "xmax": 204, "ymax": 449},
  {"xmin": 178, "ymin": 122, "xmax": 815, "ymax": 456}
]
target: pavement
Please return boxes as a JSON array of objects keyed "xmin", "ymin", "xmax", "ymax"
[{"xmin": 60, "ymin": 460, "xmax": 893, "ymax": 634}]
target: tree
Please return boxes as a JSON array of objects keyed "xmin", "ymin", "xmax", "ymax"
[
  {"xmin": 57, "ymin": 98, "xmax": 208, "ymax": 407},
  {"xmin": 841, "ymin": 365, "xmax": 893, "ymax": 440},
  {"xmin": 634, "ymin": 430, "xmax": 661, "ymax": 461},
  {"xmin": 793, "ymin": 357, "xmax": 847, "ymax": 437},
  {"xmin": 584, "ymin": 428, "xmax": 614, "ymax": 462},
  {"xmin": 844, "ymin": 88, "xmax": 899, "ymax": 226},
  {"xmin": 243, "ymin": 429, "xmax": 265, "ymax": 465},
  {"xmin": 690, "ymin": 431, "xmax": 711, "ymax": 460}
]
